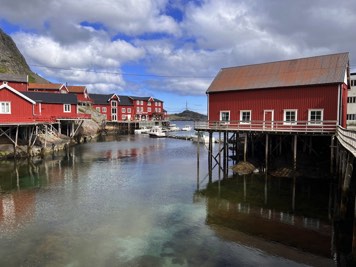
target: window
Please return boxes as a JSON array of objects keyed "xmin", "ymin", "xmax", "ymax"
[
  {"xmin": 240, "ymin": 110, "xmax": 251, "ymax": 124},
  {"xmin": 140, "ymin": 100, "xmax": 143, "ymax": 105},
  {"xmin": 111, "ymin": 101, "xmax": 117, "ymax": 107},
  {"xmin": 283, "ymin": 110, "xmax": 297, "ymax": 125},
  {"xmin": 122, "ymin": 108, "xmax": 126, "ymax": 113},
  {"xmin": 351, "ymin": 80, "xmax": 356, "ymax": 87},
  {"xmin": 136, "ymin": 107, "xmax": 140, "ymax": 113},
  {"xmin": 347, "ymin": 96, "xmax": 356, "ymax": 103},
  {"xmin": 127, "ymin": 108, "xmax": 131, "ymax": 113},
  {"xmin": 148, "ymin": 107, "xmax": 151, "ymax": 112},
  {"xmin": 136, "ymin": 100, "xmax": 140, "ymax": 105},
  {"xmin": 96, "ymin": 107, "xmax": 100, "ymax": 112},
  {"xmin": 64, "ymin": 104, "xmax": 71, "ymax": 113},
  {"xmin": 122, "ymin": 115, "xmax": 126, "ymax": 120},
  {"xmin": 0, "ymin": 102, "xmax": 11, "ymax": 114},
  {"xmin": 308, "ymin": 109, "xmax": 323, "ymax": 125},
  {"xmin": 347, "ymin": 114, "xmax": 356, "ymax": 120},
  {"xmin": 220, "ymin": 111, "xmax": 230, "ymax": 122},
  {"xmin": 148, "ymin": 102, "xmax": 151, "ymax": 106},
  {"xmin": 112, "ymin": 108, "xmax": 117, "ymax": 115},
  {"xmin": 102, "ymin": 107, "xmax": 107, "ymax": 113}
]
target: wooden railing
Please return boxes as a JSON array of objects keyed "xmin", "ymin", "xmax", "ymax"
[
  {"xmin": 194, "ymin": 120, "xmax": 338, "ymax": 134},
  {"xmin": 336, "ymin": 127, "xmax": 356, "ymax": 157}
]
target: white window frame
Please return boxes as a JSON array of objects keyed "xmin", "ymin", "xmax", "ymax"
[
  {"xmin": 220, "ymin": 110, "xmax": 230, "ymax": 123},
  {"xmin": 122, "ymin": 108, "xmax": 126, "ymax": 113},
  {"xmin": 240, "ymin": 110, "xmax": 251, "ymax": 124},
  {"xmin": 148, "ymin": 107, "xmax": 151, "ymax": 112},
  {"xmin": 0, "ymin": 102, "xmax": 11, "ymax": 114},
  {"xmin": 96, "ymin": 107, "xmax": 100, "ymax": 112},
  {"xmin": 111, "ymin": 101, "xmax": 117, "ymax": 107},
  {"xmin": 64, "ymin": 104, "xmax": 71, "ymax": 113},
  {"xmin": 283, "ymin": 109, "xmax": 297, "ymax": 125},
  {"xmin": 102, "ymin": 107, "xmax": 107, "ymax": 113},
  {"xmin": 308, "ymin": 109, "xmax": 323, "ymax": 125},
  {"xmin": 127, "ymin": 108, "xmax": 131, "ymax": 113}
]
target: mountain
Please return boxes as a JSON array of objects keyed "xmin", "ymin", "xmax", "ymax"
[
  {"xmin": 169, "ymin": 110, "xmax": 207, "ymax": 121},
  {"xmin": 0, "ymin": 28, "xmax": 48, "ymax": 83}
]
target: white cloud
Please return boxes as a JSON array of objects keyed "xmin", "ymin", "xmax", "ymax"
[{"xmin": 1, "ymin": 0, "xmax": 356, "ymax": 100}]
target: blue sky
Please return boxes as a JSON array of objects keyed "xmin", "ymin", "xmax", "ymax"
[{"xmin": 1, "ymin": 0, "xmax": 356, "ymax": 115}]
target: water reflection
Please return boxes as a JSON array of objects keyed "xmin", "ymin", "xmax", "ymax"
[
  {"xmin": 198, "ymin": 174, "xmax": 335, "ymax": 266},
  {"xmin": 0, "ymin": 135, "xmax": 336, "ymax": 266}
]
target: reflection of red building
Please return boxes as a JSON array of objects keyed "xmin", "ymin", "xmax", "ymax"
[{"xmin": 0, "ymin": 191, "xmax": 36, "ymax": 230}]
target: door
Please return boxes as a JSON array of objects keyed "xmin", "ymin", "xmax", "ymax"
[{"xmin": 264, "ymin": 110, "xmax": 274, "ymax": 129}]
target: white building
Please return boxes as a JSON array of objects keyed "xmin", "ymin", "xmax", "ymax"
[{"xmin": 347, "ymin": 72, "xmax": 356, "ymax": 125}]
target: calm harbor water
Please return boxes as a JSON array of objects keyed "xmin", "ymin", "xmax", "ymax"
[{"xmin": 0, "ymin": 125, "xmax": 335, "ymax": 266}]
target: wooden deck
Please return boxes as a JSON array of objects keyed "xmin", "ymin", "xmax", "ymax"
[{"xmin": 194, "ymin": 120, "xmax": 338, "ymax": 134}]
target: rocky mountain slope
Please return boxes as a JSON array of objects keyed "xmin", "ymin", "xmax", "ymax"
[{"xmin": 0, "ymin": 28, "xmax": 48, "ymax": 83}]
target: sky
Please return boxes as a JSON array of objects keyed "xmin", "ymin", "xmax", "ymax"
[{"xmin": 0, "ymin": 0, "xmax": 356, "ymax": 115}]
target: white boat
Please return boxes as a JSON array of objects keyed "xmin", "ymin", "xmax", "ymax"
[
  {"xmin": 168, "ymin": 123, "xmax": 180, "ymax": 131},
  {"xmin": 191, "ymin": 132, "xmax": 215, "ymax": 144},
  {"xmin": 134, "ymin": 127, "xmax": 150, "ymax": 134},
  {"xmin": 181, "ymin": 125, "xmax": 192, "ymax": 131},
  {"xmin": 148, "ymin": 126, "xmax": 167, "ymax": 138}
]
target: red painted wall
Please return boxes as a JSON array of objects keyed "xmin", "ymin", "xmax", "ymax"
[
  {"xmin": 208, "ymin": 84, "xmax": 339, "ymax": 123},
  {"xmin": 39, "ymin": 103, "xmax": 77, "ymax": 119},
  {"xmin": 0, "ymin": 88, "xmax": 34, "ymax": 122},
  {"xmin": 6, "ymin": 82, "xmax": 28, "ymax": 92}
]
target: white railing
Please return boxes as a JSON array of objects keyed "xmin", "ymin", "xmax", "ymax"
[
  {"xmin": 336, "ymin": 126, "xmax": 356, "ymax": 157},
  {"xmin": 194, "ymin": 120, "xmax": 338, "ymax": 133}
]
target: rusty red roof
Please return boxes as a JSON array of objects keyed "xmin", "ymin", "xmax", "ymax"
[
  {"xmin": 207, "ymin": 52, "xmax": 349, "ymax": 93},
  {"xmin": 67, "ymin": 85, "xmax": 86, "ymax": 93},
  {"xmin": 28, "ymin": 83, "xmax": 67, "ymax": 91}
]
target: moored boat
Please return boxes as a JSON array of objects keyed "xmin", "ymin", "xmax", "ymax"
[
  {"xmin": 148, "ymin": 126, "xmax": 167, "ymax": 138},
  {"xmin": 134, "ymin": 127, "xmax": 150, "ymax": 134},
  {"xmin": 181, "ymin": 125, "xmax": 192, "ymax": 131}
]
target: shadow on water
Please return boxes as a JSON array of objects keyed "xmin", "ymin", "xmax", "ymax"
[{"xmin": 196, "ymin": 171, "xmax": 356, "ymax": 266}]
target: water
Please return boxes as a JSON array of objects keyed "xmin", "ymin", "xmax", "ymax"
[{"xmin": 0, "ymin": 133, "xmax": 334, "ymax": 266}]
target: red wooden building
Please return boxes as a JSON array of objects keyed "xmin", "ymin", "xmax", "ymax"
[
  {"xmin": 0, "ymin": 83, "xmax": 36, "ymax": 123},
  {"xmin": 0, "ymin": 74, "xmax": 28, "ymax": 92},
  {"xmin": 67, "ymin": 85, "xmax": 93, "ymax": 107},
  {"xmin": 206, "ymin": 52, "xmax": 350, "ymax": 133},
  {"xmin": 28, "ymin": 83, "xmax": 69, "ymax": 94},
  {"xmin": 91, "ymin": 94, "xmax": 166, "ymax": 122},
  {"xmin": 130, "ymin": 96, "xmax": 166, "ymax": 121}
]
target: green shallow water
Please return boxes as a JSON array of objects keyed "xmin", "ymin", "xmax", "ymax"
[{"xmin": 0, "ymin": 134, "xmax": 334, "ymax": 266}]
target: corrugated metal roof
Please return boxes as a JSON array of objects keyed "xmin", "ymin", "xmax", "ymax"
[
  {"xmin": 130, "ymin": 96, "xmax": 163, "ymax": 102},
  {"xmin": 207, "ymin": 52, "xmax": 349, "ymax": 93},
  {"xmin": 28, "ymin": 83, "xmax": 65, "ymax": 90},
  {"xmin": 67, "ymin": 85, "xmax": 86, "ymax": 93},
  {"xmin": 90, "ymin": 93, "xmax": 114, "ymax": 105},
  {"xmin": 118, "ymin": 95, "xmax": 134, "ymax": 106},
  {"xmin": 23, "ymin": 92, "xmax": 77, "ymax": 104},
  {"xmin": 0, "ymin": 73, "xmax": 27, "ymax": 83}
]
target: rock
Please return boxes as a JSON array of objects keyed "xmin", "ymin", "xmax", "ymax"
[{"xmin": 231, "ymin": 161, "xmax": 256, "ymax": 175}]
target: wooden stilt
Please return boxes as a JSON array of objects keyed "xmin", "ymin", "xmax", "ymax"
[
  {"xmin": 244, "ymin": 133, "xmax": 247, "ymax": 162},
  {"xmin": 331, "ymin": 135, "xmax": 335, "ymax": 174},
  {"xmin": 293, "ymin": 135, "xmax": 298, "ymax": 171},
  {"xmin": 208, "ymin": 131, "xmax": 213, "ymax": 183},
  {"xmin": 265, "ymin": 134, "xmax": 269, "ymax": 172},
  {"xmin": 197, "ymin": 131, "xmax": 200, "ymax": 191}
]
